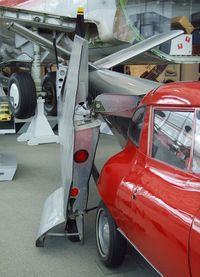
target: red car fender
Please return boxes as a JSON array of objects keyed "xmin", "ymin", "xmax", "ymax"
[
  {"xmin": 97, "ymin": 154, "xmax": 123, "ymax": 209},
  {"xmin": 97, "ymin": 146, "xmax": 133, "ymax": 217},
  {"xmin": 189, "ymin": 208, "xmax": 200, "ymax": 277}
]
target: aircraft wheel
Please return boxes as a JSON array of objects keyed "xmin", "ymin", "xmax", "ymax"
[
  {"xmin": 8, "ymin": 72, "xmax": 36, "ymax": 119},
  {"xmin": 95, "ymin": 201, "xmax": 127, "ymax": 268},
  {"xmin": 42, "ymin": 72, "xmax": 57, "ymax": 116},
  {"xmin": 66, "ymin": 218, "xmax": 81, "ymax": 242}
]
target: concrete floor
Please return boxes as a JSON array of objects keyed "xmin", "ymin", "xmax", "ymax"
[{"xmin": 0, "ymin": 133, "xmax": 160, "ymax": 277}]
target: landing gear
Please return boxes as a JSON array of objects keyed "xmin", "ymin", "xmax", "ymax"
[
  {"xmin": 8, "ymin": 72, "xmax": 37, "ymax": 119},
  {"xmin": 42, "ymin": 72, "xmax": 57, "ymax": 116},
  {"xmin": 96, "ymin": 201, "xmax": 127, "ymax": 268}
]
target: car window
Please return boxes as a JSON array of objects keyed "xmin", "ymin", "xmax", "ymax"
[
  {"xmin": 152, "ymin": 109, "xmax": 194, "ymax": 170},
  {"xmin": 128, "ymin": 106, "xmax": 146, "ymax": 146},
  {"xmin": 193, "ymin": 110, "xmax": 200, "ymax": 173}
]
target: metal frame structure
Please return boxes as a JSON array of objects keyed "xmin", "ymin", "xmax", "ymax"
[{"xmin": 36, "ymin": 36, "xmax": 100, "ymax": 246}]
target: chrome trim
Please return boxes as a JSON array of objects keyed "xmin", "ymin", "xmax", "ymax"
[{"xmin": 147, "ymin": 105, "xmax": 153, "ymax": 157}]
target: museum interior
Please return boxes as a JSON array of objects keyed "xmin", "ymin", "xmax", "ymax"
[{"xmin": 0, "ymin": 1, "xmax": 200, "ymax": 277}]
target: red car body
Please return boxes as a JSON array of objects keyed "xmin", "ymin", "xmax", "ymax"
[{"xmin": 97, "ymin": 82, "xmax": 200, "ymax": 277}]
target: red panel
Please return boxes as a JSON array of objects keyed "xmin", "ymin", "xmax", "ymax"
[
  {"xmin": 97, "ymin": 82, "xmax": 200, "ymax": 276},
  {"xmin": 189, "ymin": 209, "xmax": 200, "ymax": 277},
  {"xmin": 0, "ymin": 0, "xmax": 28, "ymax": 6},
  {"xmin": 141, "ymin": 82, "xmax": 200, "ymax": 108}
]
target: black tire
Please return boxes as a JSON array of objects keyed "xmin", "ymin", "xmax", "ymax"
[
  {"xmin": 95, "ymin": 201, "xmax": 127, "ymax": 268},
  {"xmin": 8, "ymin": 72, "xmax": 36, "ymax": 119},
  {"xmin": 42, "ymin": 72, "xmax": 57, "ymax": 116},
  {"xmin": 66, "ymin": 218, "xmax": 81, "ymax": 242}
]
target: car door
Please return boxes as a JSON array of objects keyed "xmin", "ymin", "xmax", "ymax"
[
  {"xmin": 116, "ymin": 106, "xmax": 148, "ymax": 237},
  {"xmin": 123, "ymin": 107, "xmax": 200, "ymax": 277}
]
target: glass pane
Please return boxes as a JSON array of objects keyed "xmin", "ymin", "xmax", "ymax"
[
  {"xmin": 128, "ymin": 106, "xmax": 146, "ymax": 146},
  {"xmin": 152, "ymin": 110, "xmax": 194, "ymax": 170},
  {"xmin": 193, "ymin": 110, "xmax": 200, "ymax": 173},
  {"xmin": 117, "ymin": 0, "xmax": 200, "ymax": 40}
]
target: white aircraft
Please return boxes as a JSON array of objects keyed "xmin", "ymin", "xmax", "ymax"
[{"xmin": 0, "ymin": 0, "xmax": 199, "ymax": 119}]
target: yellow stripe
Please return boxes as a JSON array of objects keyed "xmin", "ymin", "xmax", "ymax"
[{"xmin": 77, "ymin": 7, "xmax": 84, "ymax": 15}]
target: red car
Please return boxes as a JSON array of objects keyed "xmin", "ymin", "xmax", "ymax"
[{"xmin": 95, "ymin": 82, "xmax": 200, "ymax": 277}]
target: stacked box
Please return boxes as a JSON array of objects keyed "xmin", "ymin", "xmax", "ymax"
[{"xmin": 171, "ymin": 16, "xmax": 194, "ymax": 34}]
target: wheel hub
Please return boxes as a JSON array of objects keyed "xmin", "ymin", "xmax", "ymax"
[
  {"xmin": 98, "ymin": 210, "xmax": 110, "ymax": 256},
  {"xmin": 9, "ymin": 83, "xmax": 19, "ymax": 108}
]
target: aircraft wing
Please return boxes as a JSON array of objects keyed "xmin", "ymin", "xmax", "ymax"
[
  {"xmin": 93, "ymin": 30, "xmax": 183, "ymax": 69},
  {"xmin": 6, "ymin": 22, "xmax": 195, "ymax": 71},
  {"xmin": 0, "ymin": 5, "xmax": 76, "ymax": 32}
]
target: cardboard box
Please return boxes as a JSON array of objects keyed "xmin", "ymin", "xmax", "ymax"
[{"xmin": 171, "ymin": 16, "xmax": 194, "ymax": 34}]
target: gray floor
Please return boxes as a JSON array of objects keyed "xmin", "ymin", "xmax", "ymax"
[{"xmin": 0, "ymin": 133, "xmax": 160, "ymax": 277}]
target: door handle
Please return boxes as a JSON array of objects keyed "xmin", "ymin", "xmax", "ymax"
[{"xmin": 132, "ymin": 187, "xmax": 138, "ymax": 200}]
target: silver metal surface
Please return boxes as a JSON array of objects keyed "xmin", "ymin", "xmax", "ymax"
[
  {"xmin": 58, "ymin": 36, "xmax": 87, "ymax": 210},
  {"xmin": 98, "ymin": 208, "xmax": 110, "ymax": 256},
  {"xmin": 8, "ymin": 22, "xmax": 71, "ymax": 59},
  {"xmin": 8, "ymin": 22, "xmax": 97, "ymax": 70},
  {"xmin": 73, "ymin": 119, "xmax": 101, "ymax": 213},
  {"xmin": 0, "ymin": 6, "xmax": 75, "ymax": 32},
  {"xmin": 76, "ymin": 39, "xmax": 88, "ymax": 104},
  {"xmin": 152, "ymin": 50, "xmax": 200, "ymax": 64},
  {"xmin": 93, "ymin": 30, "xmax": 183, "ymax": 69},
  {"xmin": 93, "ymin": 94, "xmax": 140, "ymax": 117},
  {"xmin": 36, "ymin": 36, "xmax": 101, "ymax": 245},
  {"xmin": 89, "ymin": 69, "xmax": 160, "ymax": 97},
  {"xmin": 56, "ymin": 65, "xmax": 68, "ymax": 100},
  {"xmin": 0, "ymin": 152, "xmax": 17, "ymax": 181},
  {"xmin": 36, "ymin": 187, "xmax": 65, "ymax": 242},
  {"xmin": 36, "ymin": 36, "xmax": 87, "ymax": 243}
]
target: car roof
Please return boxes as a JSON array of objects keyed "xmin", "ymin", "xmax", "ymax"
[{"xmin": 141, "ymin": 81, "xmax": 200, "ymax": 107}]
